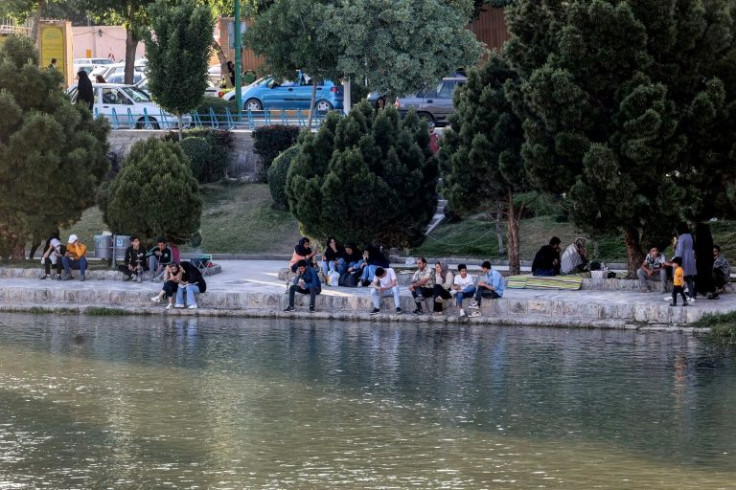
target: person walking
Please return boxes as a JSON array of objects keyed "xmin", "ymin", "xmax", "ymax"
[{"xmin": 76, "ymin": 70, "xmax": 94, "ymax": 111}]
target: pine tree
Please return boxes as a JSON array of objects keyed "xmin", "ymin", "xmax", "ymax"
[
  {"xmin": 506, "ymin": 0, "xmax": 736, "ymax": 273},
  {"xmin": 102, "ymin": 138, "xmax": 202, "ymax": 244},
  {"xmin": 286, "ymin": 102, "xmax": 438, "ymax": 247},
  {"xmin": 145, "ymin": 0, "xmax": 214, "ymax": 140},
  {"xmin": 441, "ymin": 54, "xmax": 528, "ymax": 274},
  {"xmin": 0, "ymin": 34, "xmax": 109, "ymax": 260}
]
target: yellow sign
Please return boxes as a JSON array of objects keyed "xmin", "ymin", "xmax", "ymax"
[{"xmin": 40, "ymin": 26, "xmax": 65, "ymax": 68}]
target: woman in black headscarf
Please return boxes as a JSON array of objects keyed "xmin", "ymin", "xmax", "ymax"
[
  {"xmin": 76, "ymin": 70, "xmax": 94, "ymax": 111},
  {"xmin": 694, "ymin": 222, "xmax": 714, "ymax": 296}
]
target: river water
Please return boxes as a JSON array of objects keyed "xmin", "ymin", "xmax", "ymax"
[{"xmin": 1, "ymin": 314, "xmax": 735, "ymax": 489}]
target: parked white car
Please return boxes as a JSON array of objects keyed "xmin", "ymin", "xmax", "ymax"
[
  {"xmin": 67, "ymin": 83, "xmax": 188, "ymax": 129},
  {"xmin": 92, "ymin": 59, "xmax": 147, "ymax": 81},
  {"xmin": 73, "ymin": 57, "xmax": 115, "ymax": 75}
]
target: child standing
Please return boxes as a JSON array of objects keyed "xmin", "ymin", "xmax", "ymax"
[{"xmin": 671, "ymin": 256, "xmax": 689, "ymax": 307}]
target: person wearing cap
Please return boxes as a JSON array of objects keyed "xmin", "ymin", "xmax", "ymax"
[
  {"xmin": 40, "ymin": 237, "xmax": 66, "ymax": 280},
  {"xmin": 148, "ymin": 238, "xmax": 173, "ymax": 281},
  {"xmin": 283, "ymin": 259, "xmax": 321, "ymax": 313},
  {"xmin": 62, "ymin": 234, "xmax": 88, "ymax": 281},
  {"xmin": 76, "ymin": 70, "xmax": 94, "ymax": 111},
  {"xmin": 467, "ymin": 261, "xmax": 505, "ymax": 318}
]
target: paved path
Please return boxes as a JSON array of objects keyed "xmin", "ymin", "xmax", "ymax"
[{"xmin": 0, "ymin": 260, "xmax": 732, "ymax": 329}]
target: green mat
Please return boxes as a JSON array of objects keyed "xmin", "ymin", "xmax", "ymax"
[{"xmin": 506, "ymin": 275, "xmax": 583, "ymax": 290}]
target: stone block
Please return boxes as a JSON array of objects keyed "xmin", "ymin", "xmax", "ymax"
[
  {"xmin": 527, "ymin": 300, "xmax": 549, "ymax": 315},
  {"xmin": 508, "ymin": 299, "xmax": 527, "ymax": 314}
]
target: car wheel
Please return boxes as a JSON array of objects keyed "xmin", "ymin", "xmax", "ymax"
[
  {"xmin": 417, "ymin": 112, "xmax": 435, "ymax": 124},
  {"xmin": 315, "ymin": 100, "xmax": 333, "ymax": 112},
  {"xmin": 245, "ymin": 98, "xmax": 263, "ymax": 111},
  {"xmin": 135, "ymin": 117, "xmax": 160, "ymax": 130}
]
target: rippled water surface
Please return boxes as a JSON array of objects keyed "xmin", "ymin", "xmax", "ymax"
[{"xmin": 1, "ymin": 314, "xmax": 736, "ymax": 489}]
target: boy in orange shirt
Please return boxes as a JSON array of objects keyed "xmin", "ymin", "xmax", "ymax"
[{"xmin": 671, "ymin": 257, "xmax": 688, "ymax": 307}]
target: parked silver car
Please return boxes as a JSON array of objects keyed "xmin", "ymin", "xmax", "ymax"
[{"xmin": 394, "ymin": 73, "xmax": 467, "ymax": 125}]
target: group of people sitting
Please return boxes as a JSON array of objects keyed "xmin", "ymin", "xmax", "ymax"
[
  {"xmin": 283, "ymin": 237, "xmax": 506, "ymax": 317},
  {"xmin": 635, "ymin": 222, "xmax": 731, "ymax": 305},
  {"xmin": 531, "ymin": 236, "xmax": 591, "ymax": 276},
  {"xmin": 38, "ymin": 233, "xmax": 206, "ymax": 309}
]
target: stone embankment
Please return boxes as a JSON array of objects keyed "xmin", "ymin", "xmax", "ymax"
[{"xmin": 0, "ymin": 260, "xmax": 729, "ymax": 331}]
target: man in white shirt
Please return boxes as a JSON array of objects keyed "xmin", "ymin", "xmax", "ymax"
[
  {"xmin": 369, "ymin": 267, "xmax": 402, "ymax": 315},
  {"xmin": 452, "ymin": 263, "xmax": 476, "ymax": 318}
]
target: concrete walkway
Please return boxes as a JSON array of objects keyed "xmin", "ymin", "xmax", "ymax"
[{"xmin": 0, "ymin": 260, "xmax": 730, "ymax": 330}]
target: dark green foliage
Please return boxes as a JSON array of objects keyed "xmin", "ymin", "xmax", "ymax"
[
  {"xmin": 696, "ymin": 312, "xmax": 736, "ymax": 344},
  {"xmin": 194, "ymin": 97, "xmax": 238, "ymax": 127},
  {"xmin": 164, "ymin": 128, "xmax": 232, "ymax": 183},
  {"xmin": 102, "ymin": 137, "xmax": 202, "ymax": 244},
  {"xmin": 440, "ymin": 55, "xmax": 528, "ymax": 272},
  {"xmin": 0, "ymin": 34, "xmax": 109, "ymax": 259},
  {"xmin": 145, "ymin": 0, "xmax": 214, "ymax": 136},
  {"xmin": 253, "ymin": 125, "xmax": 301, "ymax": 182},
  {"xmin": 180, "ymin": 137, "xmax": 211, "ymax": 183},
  {"xmin": 269, "ymin": 145, "xmax": 298, "ymax": 210},
  {"xmin": 505, "ymin": 0, "xmax": 736, "ymax": 272},
  {"xmin": 286, "ymin": 101, "xmax": 438, "ymax": 247}
]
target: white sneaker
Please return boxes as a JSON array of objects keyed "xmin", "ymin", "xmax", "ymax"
[
  {"xmin": 468, "ymin": 302, "xmax": 480, "ymax": 310},
  {"xmin": 188, "ymin": 305, "xmax": 198, "ymax": 310},
  {"xmin": 151, "ymin": 295, "xmax": 161, "ymax": 303},
  {"xmin": 459, "ymin": 309, "xmax": 466, "ymax": 317},
  {"xmin": 165, "ymin": 303, "xmax": 172, "ymax": 310},
  {"xmin": 174, "ymin": 304, "xmax": 185, "ymax": 309},
  {"xmin": 689, "ymin": 297, "xmax": 696, "ymax": 304}
]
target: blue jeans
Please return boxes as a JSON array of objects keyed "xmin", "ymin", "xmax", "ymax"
[
  {"xmin": 343, "ymin": 260, "xmax": 362, "ymax": 275},
  {"xmin": 361, "ymin": 265, "xmax": 380, "ymax": 283},
  {"xmin": 176, "ymin": 284, "xmax": 201, "ymax": 307},
  {"xmin": 473, "ymin": 285, "xmax": 501, "ymax": 305},
  {"xmin": 321, "ymin": 258, "xmax": 345, "ymax": 277},
  {"xmin": 62, "ymin": 256, "xmax": 87, "ymax": 277},
  {"xmin": 371, "ymin": 286, "xmax": 401, "ymax": 309},
  {"xmin": 455, "ymin": 286, "xmax": 476, "ymax": 307}
]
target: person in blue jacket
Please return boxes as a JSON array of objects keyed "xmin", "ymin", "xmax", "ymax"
[{"xmin": 284, "ymin": 259, "xmax": 321, "ymax": 313}]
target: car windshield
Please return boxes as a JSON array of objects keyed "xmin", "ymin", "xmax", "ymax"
[{"xmin": 119, "ymin": 86, "xmax": 151, "ymax": 103}]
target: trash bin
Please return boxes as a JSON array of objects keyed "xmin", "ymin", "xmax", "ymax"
[
  {"xmin": 94, "ymin": 234, "xmax": 112, "ymax": 260},
  {"xmin": 113, "ymin": 235, "xmax": 131, "ymax": 261}
]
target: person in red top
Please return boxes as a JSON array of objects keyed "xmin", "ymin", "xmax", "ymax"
[{"xmin": 428, "ymin": 122, "xmax": 439, "ymax": 154}]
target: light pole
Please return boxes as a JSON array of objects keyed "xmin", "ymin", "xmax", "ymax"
[{"xmin": 234, "ymin": 0, "xmax": 242, "ymax": 122}]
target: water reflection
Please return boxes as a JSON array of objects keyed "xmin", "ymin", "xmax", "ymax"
[{"xmin": 1, "ymin": 314, "xmax": 735, "ymax": 489}]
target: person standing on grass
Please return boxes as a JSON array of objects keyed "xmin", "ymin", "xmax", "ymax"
[
  {"xmin": 468, "ymin": 261, "xmax": 504, "ymax": 318},
  {"xmin": 369, "ymin": 267, "xmax": 402, "ymax": 315},
  {"xmin": 452, "ymin": 264, "xmax": 476, "ymax": 318}
]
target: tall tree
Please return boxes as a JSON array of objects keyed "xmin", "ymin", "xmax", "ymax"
[
  {"xmin": 440, "ymin": 54, "xmax": 528, "ymax": 274},
  {"xmin": 145, "ymin": 0, "xmax": 214, "ymax": 140},
  {"xmin": 285, "ymin": 102, "xmax": 438, "ymax": 247},
  {"xmin": 0, "ymin": 35, "xmax": 109, "ymax": 260},
  {"xmin": 505, "ymin": 0, "xmax": 736, "ymax": 273},
  {"xmin": 243, "ymin": 0, "xmax": 340, "ymax": 128}
]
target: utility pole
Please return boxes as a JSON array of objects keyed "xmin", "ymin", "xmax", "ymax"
[{"xmin": 234, "ymin": 0, "xmax": 242, "ymax": 122}]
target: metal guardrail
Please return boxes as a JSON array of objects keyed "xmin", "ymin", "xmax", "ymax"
[{"xmin": 96, "ymin": 107, "xmax": 336, "ymax": 130}]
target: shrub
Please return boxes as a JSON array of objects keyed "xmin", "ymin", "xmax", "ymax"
[
  {"xmin": 253, "ymin": 125, "xmax": 301, "ymax": 182},
  {"xmin": 193, "ymin": 97, "xmax": 238, "ymax": 127},
  {"xmin": 165, "ymin": 128, "xmax": 232, "ymax": 183},
  {"xmin": 101, "ymin": 137, "xmax": 202, "ymax": 244},
  {"xmin": 180, "ymin": 136, "xmax": 211, "ymax": 182},
  {"xmin": 269, "ymin": 145, "xmax": 299, "ymax": 210}
]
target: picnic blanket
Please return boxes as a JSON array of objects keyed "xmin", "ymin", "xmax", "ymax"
[{"xmin": 506, "ymin": 275, "xmax": 583, "ymax": 290}]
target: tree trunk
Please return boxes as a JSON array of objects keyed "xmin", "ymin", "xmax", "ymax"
[
  {"xmin": 30, "ymin": 0, "xmax": 46, "ymax": 44},
  {"xmin": 506, "ymin": 190, "xmax": 521, "ymax": 275},
  {"xmin": 124, "ymin": 3, "xmax": 138, "ymax": 86},
  {"xmin": 624, "ymin": 226, "xmax": 644, "ymax": 278},
  {"xmin": 10, "ymin": 238, "xmax": 25, "ymax": 262},
  {"xmin": 212, "ymin": 41, "xmax": 231, "ymax": 88},
  {"xmin": 307, "ymin": 80, "xmax": 317, "ymax": 130}
]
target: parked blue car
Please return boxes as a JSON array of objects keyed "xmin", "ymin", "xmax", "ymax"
[{"xmin": 240, "ymin": 72, "xmax": 343, "ymax": 112}]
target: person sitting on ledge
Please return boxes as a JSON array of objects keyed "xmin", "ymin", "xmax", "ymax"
[
  {"xmin": 62, "ymin": 234, "xmax": 88, "ymax": 281},
  {"xmin": 151, "ymin": 263, "xmax": 183, "ymax": 310},
  {"xmin": 636, "ymin": 246, "xmax": 668, "ymax": 292},
  {"xmin": 432, "ymin": 261, "xmax": 454, "ymax": 316},
  {"xmin": 560, "ymin": 237, "xmax": 589, "ymax": 275},
  {"xmin": 119, "ymin": 236, "xmax": 148, "ymax": 282},
  {"xmin": 468, "ymin": 261, "xmax": 505, "ymax": 318},
  {"xmin": 148, "ymin": 238, "xmax": 173, "ymax": 281},
  {"xmin": 532, "ymin": 236, "xmax": 561, "ymax": 276},
  {"xmin": 284, "ymin": 259, "xmax": 321, "ymax": 313},
  {"xmin": 174, "ymin": 261, "xmax": 207, "ymax": 310},
  {"xmin": 369, "ymin": 266, "xmax": 402, "ymax": 315},
  {"xmin": 452, "ymin": 263, "xmax": 476, "ymax": 318},
  {"xmin": 408, "ymin": 257, "xmax": 435, "ymax": 315},
  {"xmin": 40, "ymin": 237, "xmax": 65, "ymax": 280},
  {"xmin": 342, "ymin": 243, "xmax": 363, "ymax": 276},
  {"xmin": 710, "ymin": 245, "xmax": 731, "ymax": 298},
  {"xmin": 358, "ymin": 241, "xmax": 390, "ymax": 286}
]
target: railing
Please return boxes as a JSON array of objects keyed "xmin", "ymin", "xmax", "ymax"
[{"xmin": 96, "ymin": 107, "xmax": 337, "ymax": 131}]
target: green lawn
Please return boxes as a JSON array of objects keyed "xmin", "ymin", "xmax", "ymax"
[{"xmin": 60, "ymin": 182, "xmax": 301, "ymax": 255}]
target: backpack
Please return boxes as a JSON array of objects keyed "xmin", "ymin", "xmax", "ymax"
[{"xmin": 338, "ymin": 271, "xmax": 359, "ymax": 287}]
